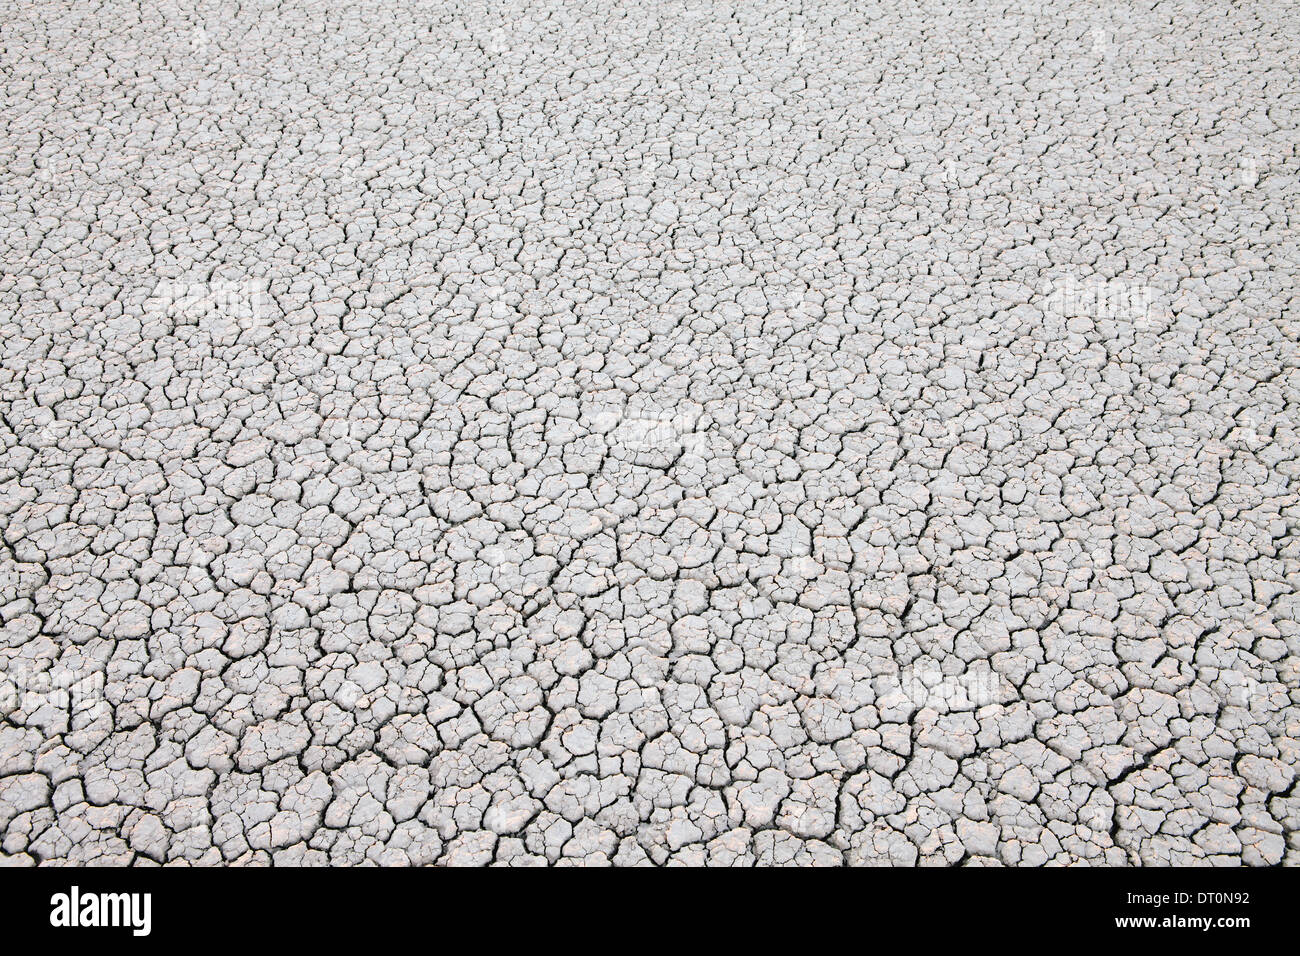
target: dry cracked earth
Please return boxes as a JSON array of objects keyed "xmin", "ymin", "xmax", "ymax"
[{"xmin": 1, "ymin": 0, "xmax": 1298, "ymax": 868}]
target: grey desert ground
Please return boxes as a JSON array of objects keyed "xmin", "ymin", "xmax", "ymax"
[{"xmin": 0, "ymin": 0, "xmax": 1297, "ymax": 867}]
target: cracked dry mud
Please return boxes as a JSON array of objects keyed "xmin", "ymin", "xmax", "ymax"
[{"xmin": 1, "ymin": 0, "xmax": 1298, "ymax": 868}]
